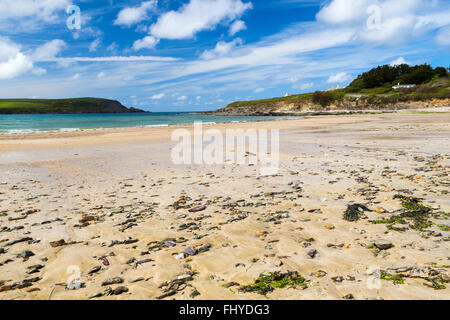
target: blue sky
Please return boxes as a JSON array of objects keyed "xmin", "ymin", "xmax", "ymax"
[{"xmin": 0, "ymin": 0, "xmax": 449, "ymax": 111}]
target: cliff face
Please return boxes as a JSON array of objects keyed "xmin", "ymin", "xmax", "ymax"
[
  {"xmin": 0, "ymin": 98, "xmax": 146, "ymax": 114},
  {"xmin": 212, "ymin": 97, "xmax": 450, "ymax": 116}
]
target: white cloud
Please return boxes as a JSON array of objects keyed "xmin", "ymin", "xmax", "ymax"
[
  {"xmin": 132, "ymin": 36, "xmax": 159, "ymax": 51},
  {"xmin": 97, "ymin": 72, "xmax": 105, "ymax": 78},
  {"xmin": 38, "ymin": 56, "xmax": 178, "ymax": 62},
  {"xmin": 150, "ymin": 0, "xmax": 253, "ymax": 40},
  {"xmin": 327, "ymin": 72, "xmax": 352, "ymax": 83},
  {"xmin": 31, "ymin": 39, "xmax": 66, "ymax": 61},
  {"xmin": 436, "ymin": 26, "xmax": 450, "ymax": 45},
  {"xmin": 229, "ymin": 19, "xmax": 247, "ymax": 35},
  {"xmin": 294, "ymin": 82, "xmax": 314, "ymax": 90},
  {"xmin": 0, "ymin": 53, "xmax": 34, "ymax": 80},
  {"xmin": 89, "ymin": 38, "xmax": 101, "ymax": 52},
  {"xmin": 0, "ymin": 38, "xmax": 34, "ymax": 79},
  {"xmin": 316, "ymin": 0, "xmax": 369, "ymax": 24},
  {"xmin": 316, "ymin": 0, "xmax": 450, "ymax": 43},
  {"xmin": 390, "ymin": 57, "xmax": 409, "ymax": 66},
  {"xmin": 200, "ymin": 38, "xmax": 243, "ymax": 59},
  {"xmin": 177, "ymin": 95, "xmax": 187, "ymax": 100},
  {"xmin": 114, "ymin": 1, "xmax": 157, "ymax": 27},
  {"xmin": 0, "ymin": 0, "xmax": 69, "ymax": 21},
  {"xmin": 107, "ymin": 42, "xmax": 119, "ymax": 52},
  {"xmin": 70, "ymin": 73, "xmax": 81, "ymax": 80},
  {"xmin": 254, "ymin": 87, "xmax": 264, "ymax": 93},
  {"xmin": 151, "ymin": 93, "xmax": 165, "ymax": 99},
  {"xmin": 182, "ymin": 29, "xmax": 355, "ymax": 76}
]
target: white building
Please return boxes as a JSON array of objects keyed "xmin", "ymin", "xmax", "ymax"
[{"xmin": 392, "ymin": 83, "xmax": 416, "ymax": 89}]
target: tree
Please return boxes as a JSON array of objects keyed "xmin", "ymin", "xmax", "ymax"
[{"xmin": 435, "ymin": 67, "xmax": 448, "ymax": 77}]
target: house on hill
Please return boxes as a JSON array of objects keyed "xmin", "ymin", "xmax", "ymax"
[{"xmin": 392, "ymin": 83, "xmax": 416, "ymax": 89}]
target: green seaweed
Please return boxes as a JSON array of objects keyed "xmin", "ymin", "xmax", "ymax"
[
  {"xmin": 437, "ymin": 224, "xmax": 450, "ymax": 232},
  {"xmin": 380, "ymin": 272, "xmax": 404, "ymax": 284},
  {"xmin": 410, "ymin": 219, "xmax": 433, "ymax": 231},
  {"xmin": 240, "ymin": 271, "xmax": 306, "ymax": 295},
  {"xmin": 371, "ymin": 216, "xmax": 407, "ymax": 224}
]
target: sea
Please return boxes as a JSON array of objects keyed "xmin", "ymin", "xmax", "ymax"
[{"xmin": 0, "ymin": 113, "xmax": 296, "ymax": 134}]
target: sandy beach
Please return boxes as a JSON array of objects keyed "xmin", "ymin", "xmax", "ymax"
[{"xmin": 0, "ymin": 112, "xmax": 449, "ymax": 300}]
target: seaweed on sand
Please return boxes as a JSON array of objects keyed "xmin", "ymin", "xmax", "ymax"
[
  {"xmin": 343, "ymin": 204, "xmax": 372, "ymax": 222},
  {"xmin": 240, "ymin": 271, "xmax": 306, "ymax": 295}
]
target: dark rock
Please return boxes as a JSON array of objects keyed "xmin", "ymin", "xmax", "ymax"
[
  {"xmin": 373, "ymin": 240, "xmax": 394, "ymax": 250},
  {"xmin": 6, "ymin": 237, "xmax": 33, "ymax": 246},
  {"xmin": 88, "ymin": 266, "xmax": 102, "ymax": 275},
  {"xmin": 18, "ymin": 250, "xmax": 35, "ymax": 258},
  {"xmin": 307, "ymin": 249, "xmax": 318, "ymax": 258},
  {"xmin": 99, "ymin": 256, "xmax": 110, "ymax": 266},
  {"xmin": 102, "ymin": 277, "xmax": 124, "ymax": 286},
  {"xmin": 190, "ymin": 289, "xmax": 200, "ymax": 298},
  {"xmin": 112, "ymin": 286, "xmax": 129, "ymax": 295},
  {"xmin": 182, "ymin": 247, "xmax": 198, "ymax": 256},
  {"xmin": 224, "ymin": 282, "xmax": 240, "ymax": 288},
  {"xmin": 50, "ymin": 239, "xmax": 66, "ymax": 247},
  {"xmin": 188, "ymin": 205, "xmax": 207, "ymax": 213}
]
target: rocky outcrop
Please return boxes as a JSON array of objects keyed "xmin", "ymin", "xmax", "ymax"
[{"xmin": 210, "ymin": 97, "xmax": 450, "ymax": 116}]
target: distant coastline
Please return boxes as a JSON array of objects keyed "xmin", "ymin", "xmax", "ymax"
[{"xmin": 0, "ymin": 98, "xmax": 146, "ymax": 114}]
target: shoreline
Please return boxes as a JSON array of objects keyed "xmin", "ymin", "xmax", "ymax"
[{"xmin": 1, "ymin": 107, "xmax": 449, "ymax": 138}]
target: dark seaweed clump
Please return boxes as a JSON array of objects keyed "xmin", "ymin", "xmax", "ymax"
[{"xmin": 240, "ymin": 271, "xmax": 306, "ymax": 295}]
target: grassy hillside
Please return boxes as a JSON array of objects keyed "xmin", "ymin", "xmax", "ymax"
[
  {"xmin": 218, "ymin": 65, "xmax": 449, "ymax": 113},
  {"xmin": 0, "ymin": 98, "xmax": 145, "ymax": 114}
]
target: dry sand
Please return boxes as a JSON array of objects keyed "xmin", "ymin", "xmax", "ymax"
[{"xmin": 0, "ymin": 112, "xmax": 449, "ymax": 300}]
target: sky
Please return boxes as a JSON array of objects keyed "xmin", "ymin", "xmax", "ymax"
[{"xmin": 0, "ymin": 0, "xmax": 449, "ymax": 112}]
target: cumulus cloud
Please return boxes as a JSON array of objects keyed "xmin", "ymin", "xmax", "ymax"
[
  {"xmin": 0, "ymin": 0, "xmax": 70, "ymax": 31},
  {"xmin": 316, "ymin": 0, "xmax": 450, "ymax": 43},
  {"xmin": 31, "ymin": 39, "xmax": 66, "ymax": 61},
  {"xmin": 132, "ymin": 36, "xmax": 159, "ymax": 51},
  {"xmin": 200, "ymin": 38, "xmax": 243, "ymax": 59},
  {"xmin": 390, "ymin": 57, "xmax": 409, "ymax": 66},
  {"xmin": 151, "ymin": 93, "xmax": 165, "ymax": 99},
  {"xmin": 177, "ymin": 95, "xmax": 187, "ymax": 100},
  {"xmin": 0, "ymin": 37, "xmax": 42, "ymax": 79},
  {"xmin": 0, "ymin": 0, "xmax": 69, "ymax": 21},
  {"xmin": 114, "ymin": 0, "xmax": 157, "ymax": 27},
  {"xmin": 0, "ymin": 52, "xmax": 34, "ymax": 79},
  {"xmin": 229, "ymin": 19, "xmax": 247, "ymax": 35},
  {"xmin": 150, "ymin": 0, "xmax": 252, "ymax": 40},
  {"xmin": 327, "ymin": 72, "xmax": 352, "ymax": 83}
]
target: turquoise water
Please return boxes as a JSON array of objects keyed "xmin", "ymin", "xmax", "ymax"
[{"xmin": 0, "ymin": 113, "xmax": 295, "ymax": 134}]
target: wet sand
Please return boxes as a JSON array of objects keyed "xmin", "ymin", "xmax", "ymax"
[{"xmin": 0, "ymin": 112, "xmax": 449, "ymax": 300}]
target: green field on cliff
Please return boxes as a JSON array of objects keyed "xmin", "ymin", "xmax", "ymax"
[{"xmin": 0, "ymin": 98, "xmax": 145, "ymax": 114}]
